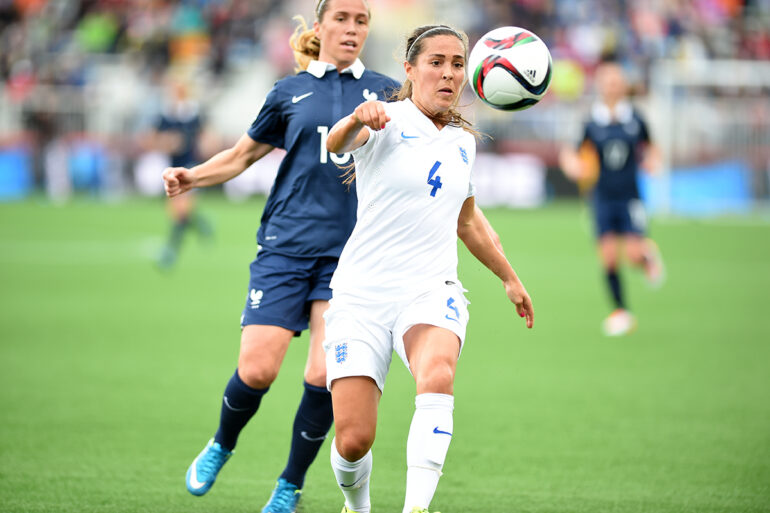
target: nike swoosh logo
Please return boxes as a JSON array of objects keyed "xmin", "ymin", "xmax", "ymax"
[
  {"xmin": 300, "ymin": 431, "xmax": 327, "ymax": 442},
  {"xmin": 292, "ymin": 92, "xmax": 313, "ymax": 103},
  {"xmin": 223, "ymin": 396, "xmax": 252, "ymax": 412},
  {"xmin": 400, "ymin": 131, "xmax": 419, "ymax": 139},
  {"xmin": 444, "ymin": 314, "xmax": 460, "ymax": 323},
  {"xmin": 188, "ymin": 454, "xmax": 207, "ymax": 489},
  {"xmin": 433, "ymin": 426, "xmax": 453, "ymax": 436},
  {"xmin": 340, "ymin": 474, "xmax": 368, "ymax": 488}
]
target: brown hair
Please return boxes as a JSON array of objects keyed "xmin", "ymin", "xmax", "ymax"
[
  {"xmin": 289, "ymin": 0, "xmax": 371, "ymax": 73},
  {"xmin": 396, "ymin": 25, "xmax": 478, "ymax": 135}
]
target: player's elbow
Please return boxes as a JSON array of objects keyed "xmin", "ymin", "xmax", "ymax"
[{"xmin": 456, "ymin": 223, "xmax": 474, "ymax": 245}]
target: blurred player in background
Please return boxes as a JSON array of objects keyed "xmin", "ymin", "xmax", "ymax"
[
  {"xmin": 559, "ymin": 58, "xmax": 664, "ymax": 336},
  {"xmin": 323, "ymin": 25, "xmax": 534, "ymax": 513},
  {"xmin": 149, "ymin": 76, "xmax": 215, "ymax": 269},
  {"xmin": 162, "ymin": 1, "xmax": 399, "ymax": 512}
]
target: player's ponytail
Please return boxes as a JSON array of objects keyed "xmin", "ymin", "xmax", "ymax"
[{"xmin": 289, "ymin": 16, "xmax": 320, "ymax": 73}]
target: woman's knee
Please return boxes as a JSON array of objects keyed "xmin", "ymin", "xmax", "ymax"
[
  {"xmin": 304, "ymin": 342, "xmax": 327, "ymax": 387},
  {"xmin": 335, "ymin": 427, "xmax": 375, "ymax": 462},
  {"xmin": 304, "ymin": 366, "xmax": 327, "ymax": 388},
  {"xmin": 237, "ymin": 326, "xmax": 293, "ymax": 389},
  {"xmin": 237, "ymin": 355, "xmax": 279, "ymax": 389},
  {"xmin": 415, "ymin": 360, "xmax": 456, "ymax": 395},
  {"xmin": 626, "ymin": 242, "xmax": 646, "ymax": 266}
]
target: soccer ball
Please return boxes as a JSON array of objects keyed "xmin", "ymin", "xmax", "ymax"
[{"xmin": 468, "ymin": 26, "xmax": 553, "ymax": 111}]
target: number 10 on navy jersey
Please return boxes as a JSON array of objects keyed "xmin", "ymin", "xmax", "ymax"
[{"xmin": 317, "ymin": 126, "xmax": 351, "ymax": 165}]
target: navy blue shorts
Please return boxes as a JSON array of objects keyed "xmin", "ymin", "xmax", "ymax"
[
  {"xmin": 593, "ymin": 198, "xmax": 647, "ymax": 237},
  {"xmin": 240, "ymin": 248, "xmax": 338, "ymax": 335}
]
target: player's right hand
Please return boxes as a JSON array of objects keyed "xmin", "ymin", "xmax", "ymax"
[
  {"xmin": 354, "ymin": 100, "xmax": 390, "ymax": 131},
  {"xmin": 162, "ymin": 167, "xmax": 195, "ymax": 197}
]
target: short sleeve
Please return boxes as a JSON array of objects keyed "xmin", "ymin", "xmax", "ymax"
[
  {"xmin": 350, "ymin": 125, "xmax": 380, "ymax": 164},
  {"xmin": 247, "ymin": 86, "xmax": 286, "ymax": 148}
]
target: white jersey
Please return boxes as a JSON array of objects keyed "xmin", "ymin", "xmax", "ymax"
[{"xmin": 330, "ymin": 99, "xmax": 476, "ymax": 299}]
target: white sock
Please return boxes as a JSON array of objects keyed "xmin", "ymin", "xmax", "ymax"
[
  {"xmin": 402, "ymin": 393, "xmax": 455, "ymax": 513},
  {"xmin": 331, "ymin": 438, "xmax": 372, "ymax": 513}
]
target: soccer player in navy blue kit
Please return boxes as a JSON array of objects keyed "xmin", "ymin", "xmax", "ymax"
[
  {"xmin": 560, "ymin": 59, "xmax": 664, "ymax": 336},
  {"xmin": 162, "ymin": 1, "xmax": 399, "ymax": 511},
  {"xmin": 153, "ymin": 78, "xmax": 214, "ymax": 269}
]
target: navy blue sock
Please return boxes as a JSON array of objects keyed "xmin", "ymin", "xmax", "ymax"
[
  {"xmin": 606, "ymin": 269, "xmax": 625, "ymax": 309},
  {"xmin": 168, "ymin": 217, "xmax": 190, "ymax": 252},
  {"xmin": 213, "ymin": 369, "xmax": 269, "ymax": 451},
  {"xmin": 279, "ymin": 381, "xmax": 334, "ymax": 488}
]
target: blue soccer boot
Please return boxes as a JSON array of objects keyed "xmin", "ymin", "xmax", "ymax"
[
  {"xmin": 261, "ymin": 478, "xmax": 301, "ymax": 513},
  {"xmin": 185, "ymin": 438, "xmax": 232, "ymax": 496}
]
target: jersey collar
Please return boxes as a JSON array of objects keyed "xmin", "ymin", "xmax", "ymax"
[
  {"xmin": 404, "ymin": 98, "xmax": 456, "ymax": 136},
  {"xmin": 591, "ymin": 100, "xmax": 633, "ymax": 126},
  {"xmin": 306, "ymin": 59, "xmax": 366, "ymax": 79}
]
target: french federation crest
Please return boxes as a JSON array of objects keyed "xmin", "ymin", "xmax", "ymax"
[{"xmin": 335, "ymin": 342, "xmax": 349, "ymax": 363}]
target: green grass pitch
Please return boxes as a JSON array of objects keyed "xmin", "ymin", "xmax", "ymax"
[{"xmin": 1, "ymin": 196, "xmax": 768, "ymax": 512}]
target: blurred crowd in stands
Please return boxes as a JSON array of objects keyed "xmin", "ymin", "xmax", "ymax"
[
  {"xmin": 0, "ymin": 0, "xmax": 768, "ymax": 201},
  {"xmin": 2, "ymin": 0, "xmax": 767, "ymax": 97}
]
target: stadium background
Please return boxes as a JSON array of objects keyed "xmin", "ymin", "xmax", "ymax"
[{"xmin": 1, "ymin": 1, "xmax": 769, "ymax": 512}]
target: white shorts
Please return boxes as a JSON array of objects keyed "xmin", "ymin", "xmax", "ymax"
[{"xmin": 323, "ymin": 282, "xmax": 470, "ymax": 392}]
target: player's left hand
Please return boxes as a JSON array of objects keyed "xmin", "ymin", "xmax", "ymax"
[{"xmin": 504, "ymin": 279, "xmax": 534, "ymax": 329}]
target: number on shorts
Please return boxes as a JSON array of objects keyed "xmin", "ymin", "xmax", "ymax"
[{"xmin": 445, "ymin": 297, "xmax": 460, "ymax": 323}]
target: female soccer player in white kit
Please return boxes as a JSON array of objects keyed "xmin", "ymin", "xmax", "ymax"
[{"xmin": 323, "ymin": 25, "xmax": 535, "ymax": 513}]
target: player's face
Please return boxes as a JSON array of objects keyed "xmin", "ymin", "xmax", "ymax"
[
  {"xmin": 597, "ymin": 64, "xmax": 627, "ymax": 104},
  {"xmin": 314, "ymin": 0, "xmax": 370, "ymax": 68},
  {"xmin": 406, "ymin": 35, "xmax": 466, "ymax": 116}
]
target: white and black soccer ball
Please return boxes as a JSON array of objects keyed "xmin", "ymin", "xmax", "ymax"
[{"xmin": 468, "ymin": 26, "xmax": 553, "ymax": 111}]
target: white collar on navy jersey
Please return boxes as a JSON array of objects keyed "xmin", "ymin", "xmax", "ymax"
[
  {"xmin": 306, "ymin": 59, "xmax": 365, "ymax": 79},
  {"xmin": 591, "ymin": 100, "xmax": 633, "ymax": 126}
]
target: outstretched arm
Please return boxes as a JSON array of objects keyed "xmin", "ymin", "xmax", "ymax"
[
  {"xmin": 474, "ymin": 205, "xmax": 503, "ymax": 253},
  {"xmin": 558, "ymin": 143, "xmax": 585, "ymax": 182},
  {"xmin": 327, "ymin": 100, "xmax": 390, "ymax": 154},
  {"xmin": 457, "ymin": 196, "xmax": 534, "ymax": 328},
  {"xmin": 162, "ymin": 134, "xmax": 274, "ymax": 197}
]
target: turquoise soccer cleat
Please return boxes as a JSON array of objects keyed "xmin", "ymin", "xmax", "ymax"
[
  {"xmin": 185, "ymin": 438, "xmax": 232, "ymax": 496},
  {"xmin": 262, "ymin": 478, "xmax": 301, "ymax": 513}
]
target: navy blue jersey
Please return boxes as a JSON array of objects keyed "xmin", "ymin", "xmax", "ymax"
[
  {"xmin": 580, "ymin": 101, "xmax": 651, "ymax": 201},
  {"xmin": 157, "ymin": 108, "xmax": 202, "ymax": 168},
  {"xmin": 247, "ymin": 60, "xmax": 399, "ymax": 258}
]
